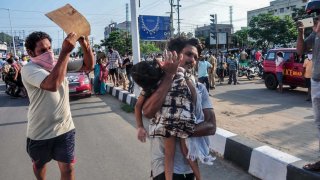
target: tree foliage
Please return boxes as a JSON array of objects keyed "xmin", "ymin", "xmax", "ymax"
[
  {"xmin": 0, "ymin": 32, "xmax": 12, "ymax": 44},
  {"xmin": 248, "ymin": 13, "xmax": 298, "ymax": 48},
  {"xmin": 140, "ymin": 41, "xmax": 160, "ymax": 55},
  {"xmin": 233, "ymin": 28, "xmax": 249, "ymax": 47},
  {"xmin": 100, "ymin": 31, "xmax": 131, "ymax": 55}
]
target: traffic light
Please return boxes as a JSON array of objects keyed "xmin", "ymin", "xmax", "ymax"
[{"xmin": 210, "ymin": 14, "xmax": 216, "ymax": 39}]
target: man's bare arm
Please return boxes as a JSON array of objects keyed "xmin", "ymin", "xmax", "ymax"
[
  {"xmin": 40, "ymin": 33, "xmax": 77, "ymax": 92},
  {"xmin": 142, "ymin": 51, "xmax": 181, "ymax": 118},
  {"xmin": 192, "ymin": 108, "xmax": 216, "ymax": 137},
  {"xmin": 142, "ymin": 73, "xmax": 174, "ymax": 118},
  {"xmin": 79, "ymin": 36, "xmax": 94, "ymax": 71},
  {"xmin": 296, "ymin": 21, "xmax": 305, "ymax": 56}
]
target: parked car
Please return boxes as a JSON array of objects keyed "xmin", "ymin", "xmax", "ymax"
[
  {"xmin": 67, "ymin": 72, "xmax": 92, "ymax": 97},
  {"xmin": 263, "ymin": 48, "xmax": 306, "ymax": 90}
]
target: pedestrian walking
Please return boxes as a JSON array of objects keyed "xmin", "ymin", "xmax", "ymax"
[
  {"xmin": 275, "ymin": 51, "xmax": 284, "ymax": 93},
  {"xmin": 21, "ymin": 31, "xmax": 94, "ymax": 179},
  {"xmin": 303, "ymin": 50, "xmax": 313, "ymax": 101},
  {"xmin": 207, "ymin": 51, "xmax": 217, "ymax": 89},
  {"xmin": 197, "ymin": 55, "xmax": 212, "ymax": 92},
  {"xmin": 107, "ymin": 46, "xmax": 121, "ymax": 87},
  {"xmin": 227, "ymin": 54, "xmax": 238, "ymax": 85},
  {"xmin": 94, "ymin": 54, "xmax": 108, "ymax": 95},
  {"xmin": 122, "ymin": 52, "xmax": 134, "ymax": 93},
  {"xmin": 217, "ymin": 52, "xmax": 226, "ymax": 84}
]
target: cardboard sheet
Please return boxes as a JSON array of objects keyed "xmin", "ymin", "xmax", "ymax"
[{"xmin": 46, "ymin": 4, "xmax": 90, "ymax": 39}]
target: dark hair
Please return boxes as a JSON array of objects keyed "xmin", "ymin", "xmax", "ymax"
[
  {"xmin": 6, "ymin": 57, "xmax": 14, "ymax": 64},
  {"xmin": 167, "ymin": 37, "xmax": 204, "ymax": 55},
  {"xmin": 277, "ymin": 51, "xmax": 284, "ymax": 58},
  {"xmin": 25, "ymin": 31, "xmax": 52, "ymax": 52},
  {"xmin": 131, "ymin": 60, "xmax": 164, "ymax": 97}
]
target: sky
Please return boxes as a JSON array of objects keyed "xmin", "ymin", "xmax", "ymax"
[{"xmin": 0, "ymin": 0, "xmax": 272, "ymax": 49}]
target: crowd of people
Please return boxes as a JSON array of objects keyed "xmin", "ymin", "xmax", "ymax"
[{"xmin": 0, "ymin": 53, "xmax": 29, "ymax": 97}]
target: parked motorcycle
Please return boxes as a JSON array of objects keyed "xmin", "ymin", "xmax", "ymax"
[{"xmin": 238, "ymin": 60, "xmax": 264, "ymax": 80}]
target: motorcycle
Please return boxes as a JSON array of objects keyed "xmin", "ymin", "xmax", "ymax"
[{"xmin": 238, "ymin": 60, "xmax": 264, "ymax": 80}]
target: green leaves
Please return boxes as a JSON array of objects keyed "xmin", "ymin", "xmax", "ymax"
[{"xmin": 248, "ymin": 13, "xmax": 298, "ymax": 48}]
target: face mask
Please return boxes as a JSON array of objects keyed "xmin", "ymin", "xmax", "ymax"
[
  {"xmin": 307, "ymin": 54, "xmax": 313, "ymax": 60},
  {"xmin": 30, "ymin": 51, "xmax": 56, "ymax": 71}
]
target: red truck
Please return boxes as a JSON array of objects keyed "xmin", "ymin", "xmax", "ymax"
[{"xmin": 263, "ymin": 48, "xmax": 306, "ymax": 90}]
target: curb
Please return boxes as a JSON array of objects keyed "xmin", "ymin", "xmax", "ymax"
[{"xmin": 105, "ymin": 84, "xmax": 320, "ymax": 180}]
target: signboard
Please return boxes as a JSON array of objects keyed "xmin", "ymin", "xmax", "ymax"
[
  {"xmin": 46, "ymin": 4, "xmax": 90, "ymax": 44},
  {"xmin": 139, "ymin": 15, "xmax": 170, "ymax": 41},
  {"xmin": 210, "ymin": 32, "xmax": 227, "ymax": 45}
]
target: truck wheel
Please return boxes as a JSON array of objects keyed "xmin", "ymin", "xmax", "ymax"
[{"xmin": 265, "ymin": 74, "xmax": 278, "ymax": 90}]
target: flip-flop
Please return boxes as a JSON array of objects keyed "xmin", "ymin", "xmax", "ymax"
[{"xmin": 303, "ymin": 161, "xmax": 320, "ymax": 171}]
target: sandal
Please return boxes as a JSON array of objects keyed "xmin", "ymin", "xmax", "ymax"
[{"xmin": 303, "ymin": 161, "xmax": 320, "ymax": 171}]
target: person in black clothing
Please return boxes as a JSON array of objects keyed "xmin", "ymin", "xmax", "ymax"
[{"xmin": 123, "ymin": 52, "xmax": 134, "ymax": 93}]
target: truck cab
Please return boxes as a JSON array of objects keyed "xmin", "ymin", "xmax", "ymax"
[{"xmin": 263, "ymin": 48, "xmax": 306, "ymax": 90}]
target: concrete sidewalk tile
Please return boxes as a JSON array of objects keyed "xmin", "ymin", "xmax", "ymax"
[
  {"xmin": 108, "ymin": 86, "xmax": 113, "ymax": 95},
  {"xmin": 287, "ymin": 160, "xmax": 320, "ymax": 180},
  {"xmin": 126, "ymin": 94, "xmax": 136, "ymax": 105},
  {"xmin": 209, "ymin": 127, "xmax": 237, "ymax": 156},
  {"xmin": 118, "ymin": 90, "xmax": 129, "ymax": 102},
  {"xmin": 112, "ymin": 87, "xmax": 121, "ymax": 97},
  {"xmin": 224, "ymin": 136, "xmax": 264, "ymax": 172},
  {"xmin": 130, "ymin": 97, "xmax": 137, "ymax": 107},
  {"xmin": 122, "ymin": 93, "xmax": 128, "ymax": 103},
  {"xmin": 249, "ymin": 145, "xmax": 301, "ymax": 180}
]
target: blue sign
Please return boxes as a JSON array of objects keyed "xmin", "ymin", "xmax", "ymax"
[{"xmin": 139, "ymin": 15, "xmax": 170, "ymax": 41}]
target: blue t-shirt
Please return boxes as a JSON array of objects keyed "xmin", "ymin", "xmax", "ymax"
[{"xmin": 197, "ymin": 60, "xmax": 212, "ymax": 78}]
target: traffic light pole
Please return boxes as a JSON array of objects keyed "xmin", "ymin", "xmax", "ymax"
[{"xmin": 215, "ymin": 14, "xmax": 218, "ymax": 54}]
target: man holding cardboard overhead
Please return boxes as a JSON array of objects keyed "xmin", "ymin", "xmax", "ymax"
[{"xmin": 21, "ymin": 4, "xmax": 94, "ymax": 180}]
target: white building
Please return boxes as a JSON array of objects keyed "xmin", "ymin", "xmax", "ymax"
[
  {"xmin": 247, "ymin": 0, "xmax": 307, "ymax": 25},
  {"xmin": 104, "ymin": 21, "xmax": 131, "ymax": 39}
]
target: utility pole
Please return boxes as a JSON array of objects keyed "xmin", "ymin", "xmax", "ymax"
[
  {"xmin": 169, "ymin": 0, "xmax": 174, "ymax": 38},
  {"xmin": 0, "ymin": 8, "xmax": 17, "ymax": 57},
  {"xmin": 174, "ymin": 0, "xmax": 181, "ymax": 36},
  {"xmin": 126, "ymin": 3, "xmax": 130, "ymax": 51},
  {"xmin": 229, "ymin": 6, "xmax": 233, "ymax": 49}
]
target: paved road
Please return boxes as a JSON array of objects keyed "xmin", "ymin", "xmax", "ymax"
[
  {"xmin": 0, "ymin": 83, "xmax": 255, "ymax": 180},
  {"xmin": 211, "ymin": 77, "xmax": 317, "ymax": 161}
]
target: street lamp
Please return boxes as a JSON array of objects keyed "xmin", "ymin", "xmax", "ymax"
[{"xmin": 0, "ymin": 8, "xmax": 17, "ymax": 57}]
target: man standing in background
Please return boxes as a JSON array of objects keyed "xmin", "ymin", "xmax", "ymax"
[{"xmin": 207, "ymin": 51, "xmax": 217, "ymax": 89}]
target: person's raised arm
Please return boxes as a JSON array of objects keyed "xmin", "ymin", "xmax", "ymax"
[
  {"xmin": 142, "ymin": 51, "xmax": 181, "ymax": 118},
  {"xmin": 40, "ymin": 32, "xmax": 77, "ymax": 92},
  {"xmin": 78, "ymin": 36, "xmax": 94, "ymax": 71},
  {"xmin": 296, "ymin": 21, "xmax": 305, "ymax": 56}
]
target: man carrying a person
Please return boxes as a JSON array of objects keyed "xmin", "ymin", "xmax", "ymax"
[{"xmin": 142, "ymin": 37, "xmax": 216, "ymax": 180}]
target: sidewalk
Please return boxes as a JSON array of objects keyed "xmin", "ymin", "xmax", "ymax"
[{"xmin": 104, "ymin": 83, "xmax": 320, "ymax": 180}]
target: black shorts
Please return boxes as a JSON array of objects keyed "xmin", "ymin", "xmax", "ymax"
[
  {"xmin": 26, "ymin": 129, "xmax": 76, "ymax": 169},
  {"xmin": 109, "ymin": 68, "xmax": 118, "ymax": 76},
  {"xmin": 305, "ymin": 78, "xmax": 311, "ymax": 88},
  {"xmin": 153, "ymin": 172, "xmax": 195, "ymax": 180}
]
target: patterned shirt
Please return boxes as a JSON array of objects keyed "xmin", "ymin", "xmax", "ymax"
[{"xmin": 107, "ymin": 50, "xmax": 121, "ymax": 69}]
